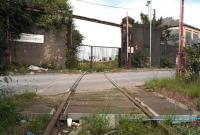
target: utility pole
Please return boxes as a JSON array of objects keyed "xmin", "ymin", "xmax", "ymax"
[
  {"xmin": 177, "ymin": 0, "xmax": 185, "ymax": 76},
  {"xmin": 146, "ymin": 0, "xmax": 152, "ymax": 68},
  {"xmin": 149, "ymin": 0, "xmax": 152, "ymax": 68}
]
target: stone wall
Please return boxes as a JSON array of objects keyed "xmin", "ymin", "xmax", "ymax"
[
  {"xmin": 121, "ymin": 17, "xmax": 162, "ymax": 67},
  {"xmin": 131, "ymin": 25, "xmax": 161, "ymax": 67},
  {"xmin": 9, "ymin": 27, "xmax": 67, "ymax": 69}
]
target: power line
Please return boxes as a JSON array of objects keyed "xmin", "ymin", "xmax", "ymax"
[{"xmin": 76, "ymin": 0, "xmax": 141, "ymax": 11}]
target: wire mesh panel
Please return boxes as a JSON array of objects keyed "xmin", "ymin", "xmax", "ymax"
[{"xmin": 78, "ymin": 45, "xmax": 120, "ymax": 71}]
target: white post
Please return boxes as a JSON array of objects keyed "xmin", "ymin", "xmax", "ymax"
[{"xmin": 149, "ymin": 0, "xmax": 152, "ymax": 68}]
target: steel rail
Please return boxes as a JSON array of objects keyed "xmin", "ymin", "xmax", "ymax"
[
  {"xmin": 104, "ymin": 73, "xmax": 180, "ymax": 135},
  {"xmin": 42, "ymin": 72, "xmax": 86, "ymax": 135}
]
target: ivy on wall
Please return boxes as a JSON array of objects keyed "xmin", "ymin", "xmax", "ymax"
[{"xmin": 0, "ymin": 0, "xmax": 83, "ymax": 69}]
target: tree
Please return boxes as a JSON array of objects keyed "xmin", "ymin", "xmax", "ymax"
[
  {"xmin": 140, "ymin": 12, "xmax": 162, "ymax": 28},
  {"xmin": 32, "ymin": 0, "xmax": 71, "ymax": 30},
  {"xmin": 66, "ymin": 28, "xmax": 84, "ymax": 69},
  {"xmin": 0, "ymin": 0, "xmax": 34, "ymax": 67},
  {"xmin": 0, "ymin": 0, "xmax": 83, "ymax": 69},
  {"xmin": 0, "ymin": 1, "xmax": 33, "ymax": 42}
]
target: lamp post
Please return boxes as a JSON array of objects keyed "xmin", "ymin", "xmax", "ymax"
[{"xmin": 146, "ymin": 0, "xmax": 152, "ymax": 67}]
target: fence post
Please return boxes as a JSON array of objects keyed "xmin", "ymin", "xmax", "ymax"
[{"xmin": 90, "ymin": 46, "xmax": 93, "ymax": 70}]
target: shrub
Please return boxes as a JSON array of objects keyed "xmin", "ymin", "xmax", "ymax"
[
  {"xmin": 0, "ymin": 98, "xmax": 18, "ymax": 134},
  {"xmin": 132, "ymin": 50, "xmax": 148, "ymax": 68},
  {"xmin": 160, "ymin": 58, "xmax": 174, "ymax": 68},
  {"xmin": 185, "ymin": 43, "xmax": 200, "ymax": 81}
]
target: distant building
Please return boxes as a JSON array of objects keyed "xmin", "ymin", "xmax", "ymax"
[
  {"xmin": 162, "ymin": 17, "xmax": 200, "ymax": 46},
  {"xmin": 168, "ymin": 24, "xmax": 200, "ymax": 46},
  {"xmin": 160, "ymin": 17, "xmax": 200, "ymax": 67}
]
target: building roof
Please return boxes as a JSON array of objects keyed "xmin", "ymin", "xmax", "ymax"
[{"xmin": 162, "ymin": 17, "xmax": 200, "ymax": 32}]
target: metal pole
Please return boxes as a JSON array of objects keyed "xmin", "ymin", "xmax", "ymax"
[
  {"xmin": 149, "ymin": 0, "xmax": 152, "ymax": 68},
  {"xmin": 177, "ymin": 0, "xmax": 184, "ymax": 76},
  {"xmin": 126, "ymin": 11, "xmax": 129, "ymax": 67}
]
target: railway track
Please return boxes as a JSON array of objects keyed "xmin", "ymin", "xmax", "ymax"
[
  {"xmin": 42, "ymin": 72, "xmax": 86, "ymax": 135},
  {"xmin": 42, "ymin": 72, "xmax": 179, "ymax": 135},
  {"xmin": 104, "ymin": 73, "xmax": 180, "ymax": 135}
]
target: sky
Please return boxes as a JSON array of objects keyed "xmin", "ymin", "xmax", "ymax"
[{"xmin": 70, "ymin": 0, "xmax": 200, "ymax": 47}]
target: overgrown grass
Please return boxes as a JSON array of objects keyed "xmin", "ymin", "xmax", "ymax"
[
  {"xmin": 28, "ymin": 115, "xmax": 50, "ymax": 134},
  {"xmin": 175, "ymin": 123, "xmax": 200, "ymax": 135},
  {"xmin": 117, "ymin": 117, "xmax": 166, "ymax": 135},
  {"xmin": 0, "ymin": 92, "xmax": 37, "ymax": 134},
  {"xmin": 145, "ymin": 78, "xmax": 200, "ymax": 98},
  {"xmin": 78, "ymin": 61, "xmax": 120, "ymax": 72},
  {"xmin": 79, "ymin": 115, "xmax": 167, "ymax": 135},
  {"xmin": 79, "ymin": 114, "xmax": 110, "ymax": 135}
]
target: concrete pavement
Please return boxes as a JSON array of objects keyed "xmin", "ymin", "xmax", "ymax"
[
  {"xmin": 3, "ymin": 73, "xmax": 80, "ymax": 95},
  {"xmin": 2, "ymin": 70, "xmax": 175, "ymax": 95}
]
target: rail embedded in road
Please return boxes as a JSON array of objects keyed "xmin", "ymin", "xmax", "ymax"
[
  {"xmin": 42, "ymin": 72, "xmax": 86, "ymax": 135},
  {"xmin": 104, "ymin": 73, "xmax": 180, "ymax": 135}
]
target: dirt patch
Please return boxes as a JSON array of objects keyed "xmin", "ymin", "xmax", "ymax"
[
  {"xmin": 20, "ymin": 94, "xmax": 66, "ymax": 114},
  {"xmin": 147, "ymin": 87, "xmax": 198, "ymax": 111}
]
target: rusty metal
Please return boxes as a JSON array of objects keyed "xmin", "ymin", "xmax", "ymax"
[
  {"xmin": 42, "ymin": 73, "xmax": 86, "ymax": 135},
  {"xmin": 72, "ymin": 15, "xmax": 121, "ymax": 28},
  {"xmin": 42, "ymin": 92, "xmax": 71, "ymax": 135},
  {"xmin": 177, "ymin": 0, "xmax": 185, "ymax": 76}
]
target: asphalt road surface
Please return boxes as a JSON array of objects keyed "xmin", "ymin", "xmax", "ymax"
[{"xmin": 2, "ymin": 70, "xmax": 175, "ymax": 95}]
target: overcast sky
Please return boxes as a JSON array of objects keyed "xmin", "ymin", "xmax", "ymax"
[{"xmin": 70, "ymin": 0, "xmax": 200, "ymax": 47}]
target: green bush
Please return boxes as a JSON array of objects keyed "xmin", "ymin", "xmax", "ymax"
[
  {"xmin": 132, "ymin": 50, "xmax": 148, "ymax": 68},
  {"xmin": 0, "ymin": 98, "xmax": 18, "ymax": 134},
  {"xmin": 160, "ymin": 58, "xmax": 174, "ymax": 68},
  {"xmin": 185, "ymin": 43, "xmax": 200, "ymax": 81}
]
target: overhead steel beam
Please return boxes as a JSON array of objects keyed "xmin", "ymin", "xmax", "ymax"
[{"xmin": 72, "ymin": 15, "xmax": 121, "ymax": 28}]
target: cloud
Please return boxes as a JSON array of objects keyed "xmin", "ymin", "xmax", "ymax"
[{"xmin": 70, "ymin": 0, "xmax": 200, "ymax": 47}]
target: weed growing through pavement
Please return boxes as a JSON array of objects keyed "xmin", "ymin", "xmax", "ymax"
[
  {"xmin": 79, "ymin": 114, "xmax": 110, "ymax": 135},
  {"xmin": 79, "ymin": 114, "xmax": 167, "ymax": 135}
]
